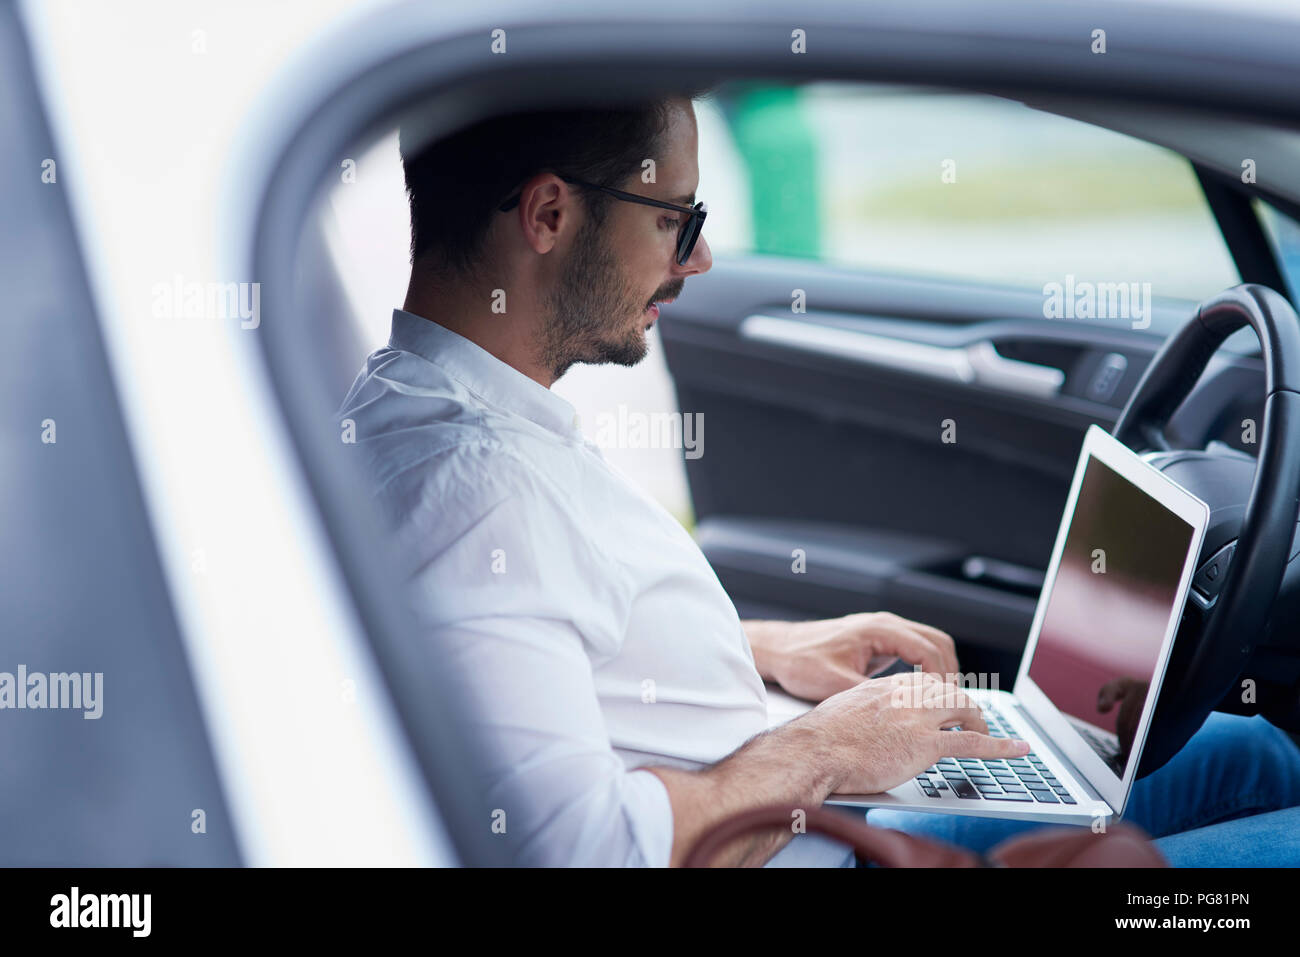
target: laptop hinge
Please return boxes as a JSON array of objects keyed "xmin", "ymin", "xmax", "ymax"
[{"xmin": 1008, "ymin": 700, "xmax": 1113, "ymax": 815}]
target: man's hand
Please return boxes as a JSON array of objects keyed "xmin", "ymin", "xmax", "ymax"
[
  {"xmin": 744, "ymin": 612, "xmax": 959, "ymax": 703},
  {"xmin": 651, "ymin": 669, "xmax": 1026, "ymax": 865},
  {"xmin": 802, "ymin": 670, "xmax": 1031, "ymax": 795}
]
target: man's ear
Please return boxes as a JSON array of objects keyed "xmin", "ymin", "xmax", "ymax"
[{"xmin": 514, "ymin": 172, "xmax": 569, "ymax": 256}]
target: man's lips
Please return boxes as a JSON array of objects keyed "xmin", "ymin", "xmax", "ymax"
[{"xmin": 645, "ymin": 293, "xmax": 678, "ymax": 325}]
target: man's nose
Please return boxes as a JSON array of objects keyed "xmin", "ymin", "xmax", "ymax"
[{"xmin": 674, "ymin": 234, "xmax": 712, "ymax": 277}]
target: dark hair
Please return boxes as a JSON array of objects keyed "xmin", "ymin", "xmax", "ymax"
[{"xmin": 399, "ymin": 94, "xmax": 703, "ymax": 279}]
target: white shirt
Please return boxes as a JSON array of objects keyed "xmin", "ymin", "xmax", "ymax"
[{"xmin": 338, "ymin": 309, "xmax": 853, "ymax": 867}]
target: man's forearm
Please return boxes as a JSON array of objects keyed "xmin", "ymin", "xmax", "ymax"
[{"xmin": 646, "ymin": 714, "xmax": 839, "ymax": 867}]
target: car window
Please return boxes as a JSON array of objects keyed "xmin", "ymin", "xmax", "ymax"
[
  {"xmin": 0, "ymin": 1, "xmax": 239, "ymax": 865},
  {"xmin": 324, "ymin": 83, "xmax": 1264, "ymax": 531},
  {"xmin": 702, "ymin": 82, "xmax": 1241, "ymax": 304},
  {"xmin": 1256, "ymin": 198, "xmax": 1300, "ymax": 302}
]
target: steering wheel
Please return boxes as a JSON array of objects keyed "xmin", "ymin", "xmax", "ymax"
[{"xmin": 1111, "ymin": 283, "xmax": 1300, "ymax": 776}]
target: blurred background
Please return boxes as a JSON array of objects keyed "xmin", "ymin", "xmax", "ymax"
[
  {"xmin": 324, "ymin": 81, "xmax": 1300, "ymax": 526},
  {"xmin": 30, "ymin": 0, "xmax": 1300, "ymax": 532}
]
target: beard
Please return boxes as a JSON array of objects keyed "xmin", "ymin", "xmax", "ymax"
[{"xmin": 539, "ymin": 213, "xmax": 657, "ymax": 380}]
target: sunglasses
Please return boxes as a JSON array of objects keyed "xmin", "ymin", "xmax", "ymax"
[{"xmin": 498, "ymin": 175, "xmax": 707, "ymax": 267}]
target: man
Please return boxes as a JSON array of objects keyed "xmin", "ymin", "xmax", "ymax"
[{"xmin": 338, "ymin": 93, "xmax": 1300, "ymax": 866}]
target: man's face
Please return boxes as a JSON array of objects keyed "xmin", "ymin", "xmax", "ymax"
[{"xmin": 540, "ymin": 100, "xmax": 712, "ymax": 379}]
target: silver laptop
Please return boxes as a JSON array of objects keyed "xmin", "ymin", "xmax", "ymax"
[{"xmin": 820, "ymin": 425, "xmax": 1210, "ymax": 825}]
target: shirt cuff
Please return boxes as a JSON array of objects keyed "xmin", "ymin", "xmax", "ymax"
[{"xmin": 623, "ymin": 769, "xmax": 674, "ymax": 868}]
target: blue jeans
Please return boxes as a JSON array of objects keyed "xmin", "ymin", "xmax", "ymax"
[{"xmin": 864, "ymin": 713, "xmax": 1300, "ymax": 866}]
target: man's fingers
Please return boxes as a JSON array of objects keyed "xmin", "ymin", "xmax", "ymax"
[
  {"xmin": 864, "ymin": 654, "xmax": 899, "ymax": 677},
  {"xmin": 865, "ymin": 615, "xmax": 960, "ymax": 680},
  {"xmin": 887, "ymin": 669, "xmax": 942, "ymax": 688},
  {"xmin": 921, "ymin": 684, "xmax": 979, "ymax": 719},
  {"xmin": 875, "ymin": 622, "xmax": 949, "ymax": 677},
  {"xmin": 1097, "ymin": 678, "xmax": 1126, "ymax": 712},
  {"xmin": 905, "ymin": 621, "xmax": 959, "ymax": 675},
  {"xmin": 936, "ymin": 729, "xmax": 1032, "ymax": 760},
  {"xmin": 828, "ymin": 663, "xmax": 872, "ymax": 690},
  {"xmin": 930, "ymin": 702, "xmax": 989, "ymax": 736}
]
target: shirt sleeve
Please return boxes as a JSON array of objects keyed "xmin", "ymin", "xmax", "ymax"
[
  {"xmin": 392, "ymin": 444, "xmax": 673, "ymax": 866},
  {"xmin": 433, "ymin": 616, "xmax": 675, "ymax": 867}
]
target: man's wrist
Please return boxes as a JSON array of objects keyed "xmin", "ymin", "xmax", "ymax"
[{"xmin": 741, "ymin": 619, "xmax": 791, "ymax": 683}]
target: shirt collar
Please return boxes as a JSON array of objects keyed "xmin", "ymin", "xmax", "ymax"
[{"xmin": 388, "ymin": 308, "xmax": 581, "ymax": 439}]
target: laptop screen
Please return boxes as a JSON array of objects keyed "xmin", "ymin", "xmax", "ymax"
[{"xmin": 1025, "ymin": 451, "xmax": 1197, "ymax": 780}]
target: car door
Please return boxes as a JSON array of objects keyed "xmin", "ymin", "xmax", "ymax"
[
  {"xmin": 0, "ymin": 0, "xmax": 240, "ymax": 865},
  {"xmin": 663, "ymin": 83, "xmax": 1279, "ymax": 680}
]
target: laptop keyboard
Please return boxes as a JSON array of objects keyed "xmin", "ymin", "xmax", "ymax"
[{"xmin": 913, "ymin": 706, "xmax": 1077, "ymax": 805}]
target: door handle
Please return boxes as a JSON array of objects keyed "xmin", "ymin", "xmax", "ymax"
[
  {"xmin": 964, "ymin": 340, "xmax": 1065, "ymax": 397},
  {"xmin": 739, "ymin": 315, "xmax": 1064, "ymax": 399}
]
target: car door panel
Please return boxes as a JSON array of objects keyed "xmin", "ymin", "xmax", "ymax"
[{"xmin": 661, "ymin": 257, "xmax": 1264, "ymax": 669}]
